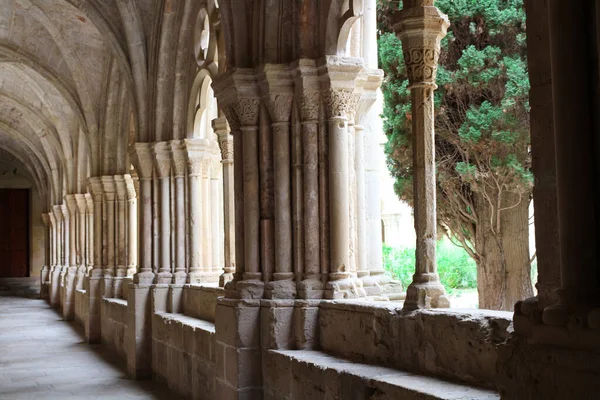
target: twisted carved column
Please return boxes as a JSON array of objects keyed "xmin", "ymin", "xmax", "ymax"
[
  {"xmin": 215, "ymin": 118, "xmax": 235, "ymax": 287},
  {"xmin": 394, "ymin": 0, "xmax": 450, "ymax": 310}
]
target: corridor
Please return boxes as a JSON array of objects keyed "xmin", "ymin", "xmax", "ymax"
[{"xmin": 0, "ymin": 296, "xmax": 176, "ymax": 400}]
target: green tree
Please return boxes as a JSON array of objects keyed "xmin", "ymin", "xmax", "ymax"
[{"xmin": 378, "ymin": 0, "xmax": 533, "ymax": 310}]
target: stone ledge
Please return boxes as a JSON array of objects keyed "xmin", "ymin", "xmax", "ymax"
[
  {"xmin": 265, "ymin": 349, "xmax": 500, "ymax": 400},
  {"xmin": 183, "ymin": 284, "xmax": 225, "ymax": 322},
  {"xmin": 319, "ymin": 300, "xmax": 513, "ymax": 388}
]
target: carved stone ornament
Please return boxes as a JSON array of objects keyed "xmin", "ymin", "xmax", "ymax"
[
  {"xmin": 218, "ymin": 137, "xmax": 233, "ymax": 161},
  {"xmin": 52, "ymin": 205, "xmax": 63, "ymax": 222},
  {"xmin": 232, "ymin": 98, "xmax": 261, "ymax": 127},
  {"xmin": 299, "ymin": 91, "xmax": 321, "ymax": 121},
  {"xmin": 114, "ymin": 175, "xmax": 127, "ymax": 201},
  {"xmin": 170, "ymin": 141, "xmax": 187, "ymax": 178},
  {"xmin": 75, "ymin": 194, "xmax": 87, "ymax": 214},
  {"xmin": 129, "ymin": 143, "xmax": 154, "ymax": 179},
  {"xmin": 153, "ymin": 142, "xmax": 172, "ymax": 179},
  {"xmin": 221, "ymin": 106, "xmax": 241, "ymax": 131},
  {"xmin": 88, "ymin": 177, "xmax": 104, "ymax": 202},
  {"xmin": 187, "ymin": 157, "xmax": 205, "ymax": 177},
  {"xmin": 393, "ymin": 5, "xmax": 450, "ymax": 88},
  {"xmin": 265, "ymin": 93, "xmax": 294, "ymax": 123},
  {"xmin": 85, "ymin": 194, "xmax": 93, "ymax": 213},
  {"xmin": 201, "ymin": 158, "xmax": 213, "ymax": 178},
  {"xmin": 101, "ymin": 176, "xmax": 117, "ymax": 201},
  {"xmin": 322, "ymin": 88, "xmax": 357, "ymax": 119}
]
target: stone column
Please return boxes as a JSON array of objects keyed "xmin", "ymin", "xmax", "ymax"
[
  {"xmin": 186, "ymin": 138, "xmax": 209, "ymax": 283},
  {"xmin": 127, "ymin": 143, "xmax": 155, "ymax": 379},
  {"xmin": 85, "ymin": 194, "xmax": 94, "ymax": 272},
  {"xmin": 263, "ymin": 67, "xmax": 296, "ymax": 298},
  {"xmin": 50, "ymin": 205, "xmax": 63, "ymax": 307},
  {"xmin": 215, "ymin": 118, "xmax": 235, "ymax": 286},
  {"xmin": 320, "ymin": 58, "xmax": 366, "ymax": 299},
  {"xmin": 153, "ymin": 142, "xmax": 173, "ymax": 284},
  {"xmin": 102, "ymin": 176, "xmax": 117, "ymax": 297},
  {"xmin": 130, "ymin": 144, "xmax": 155, "ymax": 284},
  {"xmin": 84, "ymin": 178, "xmax": 104, "ymax": 343},
  {"xmin": 114, "ymin": 175, "xmax": 128, "ymax": 297},
  {"xmin": 170, "ymin": 140, "xmax": 188, "ymax": 284},
  {"xmin": 75, "ymin": 194, "xmax": 88, "ymax": 289},
  {"xmin": 41, "ymin": 213, "xmax": 51, "ymax": 299},
  {"xmin": 394, "ymin": 1, "xmax": 450, "ymax": 311},
  {"xmin": 543, "ymin": 1, "xmax": 599, "ymax": 327},
  {"xmin": 201, "ymin": 157, "xmax": 214, "ymax": 278},
  {"xmin": 125, "ymin": 175, "xmax": 138, "ymax": 277},
  {"xmin": 60, "ymin": 201, "xmax": 73, "ymax": 316},
  {"xmin": 296, "ymin": 63, "xmax": 323, "ymax": 299},
  {"xmin": 210, "ymin": 156, "xmax": 223, "ymax": 278}
]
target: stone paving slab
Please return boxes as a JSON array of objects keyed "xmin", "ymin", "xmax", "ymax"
[{"xmin": 0, "ymin": 296, "xmax": 180, "ymax": 400}]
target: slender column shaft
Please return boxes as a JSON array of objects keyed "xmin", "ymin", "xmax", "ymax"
[
  {"xmin": 127, "ymin": 181, "xmax": 138, "ymax": 276},
  {"xmin": 355, "ymin": 125, "xmax": 368, "ymax": 276},
  {"xmin": 202, "ymin": 163, "xmax": 213, "ymax": 274},
  {"xmin": 348, "ymin": 122, "xmax": 357, "ymax": 273},
  {"xmin": 86, "ymin": 195, "xmax": 93, "ymax": 270},
  {"xmin": 174, "ymin": 175, "xmax": 186, "ymax": 278},
  {"xmin": 154, "ymin": 142, "xmax": 173, "ymax": 283},
  {"xmin": 328, "ymin": 116, "xmax": 350, "ymax": 273},
  {"xmin": 117, "ymin": 191, "xmax": 127, "ymax": 273},
  {"xmin": 62, "ymin": 204, "xmax": 71, "ymax": 269},
  {"xmin": 139, "ymin": 178, "xmax": 153, "ymax": 278},
  {"xmin": 303, "ymin": 121, "xmax": 320, "ymax": 279},
  {"xmin": 186, "ymin": 138, "xmax": 208, "ymax": 283},
  {"xmin": 210, "ymin": 163, "xmax": 222, "ymax": 274},
  {"xmin": 233, "ymin": 131, "xmax": 245, "ymax": 280},
  {"xmin": 243, "ymin": 126, "xmax": 260, "ymax": 277},
  {"xmin": 216, "ymin": 123, "xmax": 235, "ymax": 286},
  {"xmin": 274, "ymin": 123, "xmax": 293, "ymax": 277},
  {"xmin": 259, "ymin": 106, "xmax": 274, "ymax": 282}
]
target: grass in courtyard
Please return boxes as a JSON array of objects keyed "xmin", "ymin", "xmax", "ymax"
[{"xmin": 382, "ymin": 238, "xmax": 478, "ymax": 295}]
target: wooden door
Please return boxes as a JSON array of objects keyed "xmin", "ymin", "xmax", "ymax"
[{"xmin": 0, "ymin": 189, "xmax": 29, "ymax": 277}]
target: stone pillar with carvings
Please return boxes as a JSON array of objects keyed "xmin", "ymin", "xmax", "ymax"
[
  {"xmin": 186, "ymin": 138, "xmax": 209, "ymax": 283},
  {"xmin": 215, "ymin": 118, "xmax": 235, "ymax": 287},
  {"xmin": 171, "ymin": 140, "xmax": 188, "ymax": 284},
  {"xmin": 153, "ymin": 142, "xmax": 173, "ymax": 284},
  {"xmin": 393, "ymin": 0, "xmax": 450, "ymax": 311},
  {"xmin": 101, "ymin": 176, "xmax": 117, "ymax": 297},
  {"xmin": 320, "ymin": 57, "xmax": 366, "ymax": 299},
  {"xmin": 114, "ymin": 175, "xmax": 128, "ymax": 297},
  {"xmin": 262, "ymin": 66, "xmax": 296, "ymax": 299}
]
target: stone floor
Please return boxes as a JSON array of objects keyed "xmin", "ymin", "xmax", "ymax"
[{"xmin": 0, "ymin": 296, "xmax": 178, "ymax": 399}]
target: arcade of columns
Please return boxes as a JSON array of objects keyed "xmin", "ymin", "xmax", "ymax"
[{"xmin": 22, "ymin": 0, "xmax": 600, "ymax": 398}]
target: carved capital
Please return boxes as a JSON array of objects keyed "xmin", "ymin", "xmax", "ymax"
[
  {"xmin": 212, "ymin": 117, "xmax": 230, "ymax": 136},
  {"xmin": 52, "ymin": 205, "xmax": 63, "ymax": 223},
  {"xmin": 114, "ymin": 175, "xmax": 127, "ymax": 201},
  {"xmin": 232, "ymin": 98, "xmax": 261, "ymax": 126},
  {"xmin": 85, "ymin": 193, "xmax": 93, "ymax": 213},
  {"xmin": 88, "ymin": 177, "xmax": 104, "ymax": 202},
  {"xmin": 60, "ymin": 204, "xmax": 70, "ymax": 222},
  {"xmin": 153, "ymin": 142, "xmax": 172, "ymax": 179},
  {"xmin": 201, "ymin": 158, "xmax": 212, "ymax": 178},
  {"xmin": 355, "ymin": 69, "xmax": 384, "ymax": 125},
  {"xmin": 75, "ymin": 194, "xmax": 87, "ymax": 215},
  {"xmin": 221, "ymin": 106, "xmax": 241, "ymax": 131},
  {"xmin": 217, "ymin": 135, "xmax": 233, "ymax": 162},
  {"xmin": 393, "ymin": 4, "xmax": 450, "ymax": 88},
  {"xmin": 129, "ymin": 143, "xmax": 154, "ymax": 179},
  {"xmin": 124, "ymin": 175, "xmax": 136, "ymax": 200},
  {"xmin": 185, "ymin": 138, "xmax": 210, "ymax": 177},
  {"xmin": 170, "ymin": 140, "xmax": 187, "ymax": 178},
  {"xmin": 264, "ymin": 93, "xmax": 294, "ymax": 123},
  {"xmin": 101, "ymin": 176, "xmax": 117, "ymax": 202},
  {"xmin": 318, "ymin": 56, "xmax": 364, "ymax": 119},
  {"xmin": 299, "ymin": 91, "xmax": 321, "ymax": 121},
  {"xmin": 48, "ymin": 211, "xmax": 56, "ymax": 228},
  {"xmin": 213, "ymin": 69, "xmax": 260, "ymax": 128},
  {"xmin": 64, "ymin": 194, "xmax": 77, "ymax": 216},
  {"xmin": 322, "ymin": 88, "xmax": 359, "ymax": 119}
]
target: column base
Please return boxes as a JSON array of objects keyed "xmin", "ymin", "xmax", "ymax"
[
  {"xmin": 297, "ymin": 275, "xmax": 325, "ymax": 299},
  {"xmin": 49, "ymin": 265, "xmax": 62, "ymax": 307},
  {"xmin": 102, "ymin": 275, "xmax": 115, "ymax": 298},
  {"xmin": 155, "ymin": 271, "xmax": 172, "ymax": 285},
  {"xmin": 172, "ymin": 271, "xmax": 187, "ymax": 285},
  {"xmin": 236, "ymin": 275, "xmax": 265, "ymax": 299},
  {"xmin": 402, "ymin": 275, "xmax": 450, "ymax": 312},
  {"xmin": 219, "ymin": 270, "xmax": 234, "ymax": 287},
  {"xmin": 187, "ymin": 270, "xmax": 219, "ymax": 285},
  {"xmin": 294, "ymin": 299, "xmax": 321, "ymax": 349},
  {"xmin": 324, "ymin": 273, "xmax": 366, "ymax": 299},
  {"xmin": 134, "ymin": 270, "xmax": 155, "ymax": 285},
  {"xmin": 261, "ymin": 299, "xmax": 295, "ymax": 350},
  {"xmin": 75, "ymin": 265, "xmax": 87, "ymax": 290},
  {"xmin": 265, "ymin": 273, "xmax": 296, "ymax": 299}
]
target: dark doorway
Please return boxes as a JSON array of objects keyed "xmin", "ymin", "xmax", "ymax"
[{"xmin": 0, "ymin": 189, "xmax": 29, "ymax": 277}]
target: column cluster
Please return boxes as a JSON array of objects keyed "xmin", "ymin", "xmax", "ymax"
[
  {"xmin": 212, "ymin": 59, "xmax": 390, "ymax": 301},
  {"xmin": 129, "ymin": 136, "xmax": 230, "ymax": 287}
]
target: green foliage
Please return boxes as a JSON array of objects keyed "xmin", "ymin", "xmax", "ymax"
[
  {"xmin": 382, "ymin": 239, "xmax": 478, "ymax": 293},
  {"xmin": 378, "ymin": 0, "xmax": 532, "ymax": 264}
]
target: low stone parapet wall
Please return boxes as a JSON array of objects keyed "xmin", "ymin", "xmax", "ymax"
[
  {"xmin": 74, "ymin": 289, "xmax": 86, "ymax": 325},
  {"xmin": 319, "ymin": 301, "xmax": 512, "ymax": 389},
  {"xmin": 183, "ymin": 284, "xmax": 225, "ymax": 322},
  {"xmin": 101, "ymin": 298, "xmax": 128, "ymax": 359},
  {"xmin": 151, "ymin": 312, "xmax": 216, "ymax": 399}
]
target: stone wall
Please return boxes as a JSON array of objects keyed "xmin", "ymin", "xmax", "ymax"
[
  {"xmin": 101, "ymin": 298, "xmax": 128, "ymax": 359},
  {"xmin": 319, "ymin": 301, "xmax": 512, "ymax": 389},
  {"xmin": 183, "ymin": 285, "xmax": 225, "ymax": 322},
  {"xmin": 152, "ymin": 312, "xmax": 216, "ymax": 399}
]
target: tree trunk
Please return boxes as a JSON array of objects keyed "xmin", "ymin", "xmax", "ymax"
[{"xmin": 474, "ymin": 192, "xmax": 533, "ymax": 310}]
